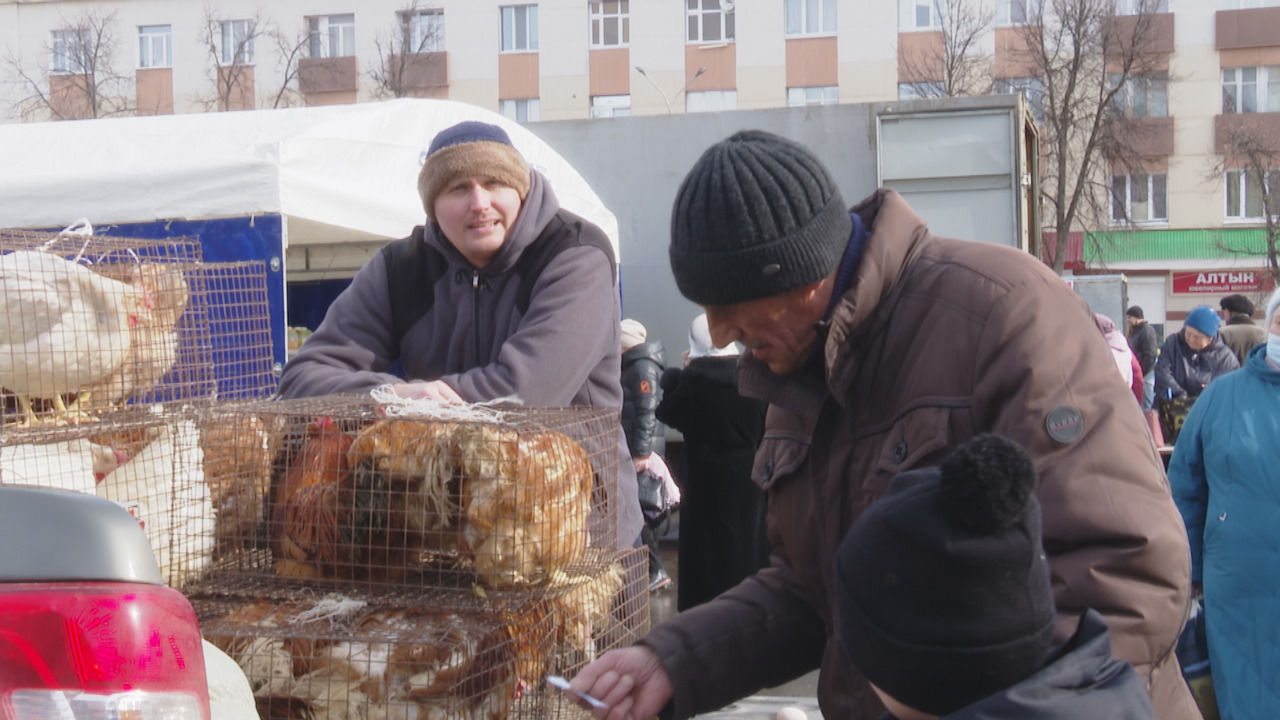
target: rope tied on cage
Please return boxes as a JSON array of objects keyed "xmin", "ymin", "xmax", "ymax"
[
  {"xmin": 289, "ymin": 594, "xmax": 368, "ymax": 626},
  {"xmin": 370, "ymin": 384, "xmax": 523, "ymax": 423}
]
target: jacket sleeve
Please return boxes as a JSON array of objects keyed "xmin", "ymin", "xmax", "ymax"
[
  {"xmin": 439, "ymin": 243, "xmax": 618, "ymax": 406},
  {"xmin": 639, "ymin": 556, "xmax": 827, "ymax": 719},
  {"xmin": 1154, "ymin": 336, "xmax": 1186, "ymax": 399},
  {"xmin": 277, "ymin": 250, "xmax": 403, "ymax": 398},
  {"xmin": 1135, "ymin": 327, "xmax": 1158, "ymax": 374},
  {"xmin": 1166, "ymin": 385, "xmax": 1213, "ymax": 584},
  {"xmin": 970, "ymin": 276, "xmax": 1190, "ymax": 679},
  {"xmin": 624, "ymin": 358, "xmax": 664, "ymax": 457}
]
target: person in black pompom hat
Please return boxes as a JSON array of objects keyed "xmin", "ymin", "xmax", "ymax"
[
  {"xmin": 834, "ymin": 434, "xmax": 1156, "ymax": 720},
  {"xmin": 568, "ymin": 131, "xmax": 1196, "ymax": 720}
]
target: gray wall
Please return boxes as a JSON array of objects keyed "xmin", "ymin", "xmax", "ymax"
[{"xmin": 530, "ymin": 105, "xmax": 882, "ymax": 361}]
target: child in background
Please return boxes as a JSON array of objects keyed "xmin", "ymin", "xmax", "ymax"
[{"xmin": 833, "ymin": 434, "xmax": 1157, "ymax": 719}]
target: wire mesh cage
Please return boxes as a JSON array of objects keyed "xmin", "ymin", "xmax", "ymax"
[
  {"xmin": 0, "ymin": 229, "xmax": 214, "ymax": 424},
  {"xmin": 0, "ymin": 404, "xmax": 216, "ymax": 588},
  {"xmin": 192, "ymin": 395, "xmax": 625, "ymax": 594},
  {"xmin": 195, "ymin": 547, "xmax": 648, "ymax": 720}
]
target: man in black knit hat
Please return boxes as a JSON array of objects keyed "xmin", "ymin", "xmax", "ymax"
[
  {"xmin": 835, "ymin": 434, "xmax": 1155, "ymax": 719},
  {"xmin": 570, "ymin": 130, "xmax": 1195, "ymax": 719}
]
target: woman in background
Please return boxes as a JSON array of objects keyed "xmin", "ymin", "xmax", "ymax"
[
  {"xmin": 657, "ymin": 314, "xmax": 769, "ymax": 611},
  {"xmin": 1167, "ymin": 287, "xmax": 1280, "ymax": 720}
]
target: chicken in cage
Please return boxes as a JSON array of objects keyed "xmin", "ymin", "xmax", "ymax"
[
  {"xmin": 248, "ymin": 400, "xmax": 617, "ymax": 591},
  {"xmin": 0, "ymin": 230, "xmax": 209, "ymax": 426},
  {"xmin": 196, "ymin": 547, "xmax": 646, "ymax": 720}
]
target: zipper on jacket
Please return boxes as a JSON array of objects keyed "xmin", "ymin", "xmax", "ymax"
[{"xmin": 472, "ymin": 270, "xmax": 482, "ymax": 360}]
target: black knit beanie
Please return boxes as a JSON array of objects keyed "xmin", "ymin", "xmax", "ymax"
[
  {"xmin": 669, "ymin": 130, "xmax": 852, "ymax": 306},
  {"xmin": 834, "ymin": 434, "xmax": 1055, "ymax": 716}
]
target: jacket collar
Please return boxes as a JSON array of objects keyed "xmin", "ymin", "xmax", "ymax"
[
  {"xmin": 824, "ymin": 189, "xmax": 932, "ymax": 401},
  {"xmin": 941, "ymin": 610, "xmax": 1155, "ymax": 719}
]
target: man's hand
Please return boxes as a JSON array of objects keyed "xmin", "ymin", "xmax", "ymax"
[
  {"xmin": 570, "ymin": 646, "xmax": 673, "ymax": 720},
  {"xmin": 391, "ymin": 380, "xmax": 463, "ymax": 404}
]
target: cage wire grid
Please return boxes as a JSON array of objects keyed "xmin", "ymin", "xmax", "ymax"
[
  {"xmin": 0, "ymin": 230, "xmax": 649, "ymax": 719},
  {"xmin": 194, "ymin": 547, "xmax": 647, "ymax": 720}
]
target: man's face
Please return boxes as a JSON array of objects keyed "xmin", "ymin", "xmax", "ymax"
[
  {"xmin": 1126, "ymin": 314, "xmax": 1141, "ymax": 329},
  {"xmin": 1184, "ymin": 325, "xmax": 1212, "ymax": 352},
  {"xmin": 703, "ymin": 282, "xmax": 830, "ymax": 376},
  {"xmin": 433, "ymin": 175, "xmax": 522, "ymax": 268}
]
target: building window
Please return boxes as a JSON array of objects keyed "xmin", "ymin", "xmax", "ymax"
[
  {"xmin": 905, "ymin": 0, "xmax": 941, "ymax": 30},
  {"xmin": 686, "ymin": 89, "xmax": 737, "ymax": 113},
  {"xmin": 500, "ymin": 98, "xmax": 540, "ymax": 123},
  {"xmin": 308, "ymin": 14, "xmax": 355, "ymax": 59},
  {"xmin": 997, "ymin": 0, "xmax": 1039, "ymax": 25},
  {"xmin": 1110, "ymin": 73, "xmax": 1168, "ymax": 118},
  {"xmin": 51, "ymin": 29, "xmax": 88, "ymax": 74},
  {"xmin": 898, "ymin": 81, "xmax": 944, "ymax": 99},
  {"xmin": 501, "ymin": 5, "xmax": 538, "ymax": 52},
  {"xmin": 1111, "ymin": 173, "xmax": 1168, "ymax": 224},
  {"xmin": 1222, "ymin": 66, "xmax": 1280, "ymax": 114},
  {"xmin": 786, "ymin": 0, "xmax": 837, "ymax": 36},
  {"xmin": 220, "ymin": 19, "xmax": 255, "ymax": 65},
  {"xmin": 787, "ymin": 85, "xmax": 838, "ymax": 106},
  {"xmin": 1225, "ymin": 169, "xmax": 1280, "ymax": 220},
  {"xmin": 1114, "ymin": 0, "xmax": 1168, "ymax": 13},
  {"xmin": 589, "ymin": 1, "xmax": 629, "ymax": 48},
  {"xmin": 403, "ymin": 9, "xmax": 444, "ymax": 53},
  {"xmin": 138, "ymin": 25, "xmax": 172, "ymax": 69},
  {"xmin": 688, "ymin": 0, "xmax": 735, "ymax": 43},
  {"xmin": 996, "ymin": 76, "xmax": 1045, "ymax": 122},
  {"xmin": 591, "ymin": 94, "xmax": 631, "ymax": 118}
]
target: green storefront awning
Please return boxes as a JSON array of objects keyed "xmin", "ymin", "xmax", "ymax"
[{"xmin": 1085, "ymin": 227, "xmax": 1274, "ymax": 263}]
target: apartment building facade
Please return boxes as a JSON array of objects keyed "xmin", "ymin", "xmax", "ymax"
[{"xmin": 1, "ymin": 0, "xmax": 1278, "ymax": 328}]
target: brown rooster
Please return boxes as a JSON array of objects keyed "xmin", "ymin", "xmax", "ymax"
[{"xmin": 271, "ymin": 416, "xmax": 353, "ymax": 579}]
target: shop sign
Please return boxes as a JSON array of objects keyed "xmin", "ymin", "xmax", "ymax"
[{"xmin": 1171, "ymin": 270, "xmax": 1274, "ymax": 294}]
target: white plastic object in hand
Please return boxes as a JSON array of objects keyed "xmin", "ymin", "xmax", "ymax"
[{"xmin": 546, "ymin": 675, "xmax": 609, "ymax": 709}]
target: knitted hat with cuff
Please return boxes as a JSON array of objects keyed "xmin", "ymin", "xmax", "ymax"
[
  {"xmin": 834, "ymin": 433, "xmax": 1055, "ymax": 716},
  {"xmin": 1126, "ymin": 305, "xmax": 1144, "ymax": 320},
  {"xmin": 669, "ymin": 130, "xmax": 852, "ymax": 306},
  {"xmin": 1184, "ymin": 305, "xmax": 1221, "ymax": 338},
  {"xmin": 418, "ymin": 121, "xmax": 531, "ymax": 219}
]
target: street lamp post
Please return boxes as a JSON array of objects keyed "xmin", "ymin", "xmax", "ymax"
[{"xmin": 634, "ymin": 66, "xmax": 707, "ymax": 114}]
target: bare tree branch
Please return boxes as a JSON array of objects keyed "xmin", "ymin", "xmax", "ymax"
[
  {"xmin": 200, "ymin": 5, "xmax": 274, "ymax": 112},
  {"xmin": 3, "ymin": 8, "xmax": 133, "ymax": 120},
  {"xmin": 1015, "ymin": 0, "xmax": 1168, "ymax": 273},
  {"xmin": 370, "ymin": 1, "xmax": 445, "ymax": 100},
  {"xmin": 899, "ymin": 0, "xmax": 995, "ymax": 98},
  {"xmin": 1210, "ymin": 125, "xmax": 1280, "ymax": 286}
]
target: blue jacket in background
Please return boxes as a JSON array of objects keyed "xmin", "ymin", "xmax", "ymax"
[{"xmin": 1168, "ymin": 343, "xmax": 1280, "ymax": 719}]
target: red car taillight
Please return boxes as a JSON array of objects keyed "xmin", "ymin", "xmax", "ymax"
[{"xmin": 0, "ymin": 582, "xmax": 210, "ymax": 720}]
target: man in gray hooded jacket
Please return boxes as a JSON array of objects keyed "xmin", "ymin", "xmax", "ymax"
[{"xmin": 278, "ymin": 120, "xmax": 642, "ymax": 548}]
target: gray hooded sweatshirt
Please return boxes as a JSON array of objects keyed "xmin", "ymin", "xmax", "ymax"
[{"xmin": 278, "ymin": 170, "xmax": 642, "ymax": 547}]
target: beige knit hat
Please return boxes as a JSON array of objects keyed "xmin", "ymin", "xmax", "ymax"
[
  {"xmin": 620, "ymin": 318, "xmax": 647, "ymax": 353},
  {"xmin": 418, "ymin": 121, "xmax": 531, "ymax": 219}
]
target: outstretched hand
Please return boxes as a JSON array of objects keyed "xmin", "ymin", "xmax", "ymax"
[{"xmin": 570, "ymin": 646, "xmax": 673, "ymax": 720}]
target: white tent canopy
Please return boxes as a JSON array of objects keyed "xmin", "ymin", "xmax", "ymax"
[{"xmin": 0, "ymin": 98, "xmax": 618, "ymax": 254}]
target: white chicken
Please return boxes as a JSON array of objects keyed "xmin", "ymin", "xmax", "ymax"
[
  {"xmin": 0, "ymin": 250, "xmax": 149, "ymax": 424},
  {"xmin": 96, "ymin": 418, "xmax": 214, "ymax": 589},
  {"xmin": 80, "ymin": 262, "xmax": 189, "ymax": 410}
]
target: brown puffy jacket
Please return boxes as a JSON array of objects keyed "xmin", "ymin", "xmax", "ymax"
[{"xmin": 642, "ymin": 190, "xmax": 1196, "ymax": 719}]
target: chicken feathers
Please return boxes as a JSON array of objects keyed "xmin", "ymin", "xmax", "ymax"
[{"xmin": 0, "ymin": 250, "xmax": 148, "ymax": 422}]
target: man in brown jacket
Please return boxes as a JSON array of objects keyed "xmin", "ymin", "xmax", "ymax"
[{"xmin": 570, "ymin": 131, "xmax": 1197, "ymax": 720}]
